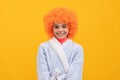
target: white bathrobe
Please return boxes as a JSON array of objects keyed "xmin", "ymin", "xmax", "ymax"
[{"xmin": 37, "ymin": 37, "xmax": 84, "ymax": 80}]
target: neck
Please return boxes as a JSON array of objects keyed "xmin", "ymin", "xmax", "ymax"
[{"xmin": 56, "ymin": 37, "xmax": 68, "ymax": 44}]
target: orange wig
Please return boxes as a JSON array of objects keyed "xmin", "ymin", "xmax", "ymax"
[{"xmin": 44, "ymin": 8, "xmax": 78, "ymax": 39}]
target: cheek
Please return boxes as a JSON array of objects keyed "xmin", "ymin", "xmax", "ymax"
[
  {"xmin": 53, "ymin": 29, "xmax": 57, "ymax": 35},
  {"xmin": 53, "ymin": 28, "xmax": 56, "ymax": 32},
  {"xmin": 65, "ymin": 29, "xmax": 69, "ymax": 33}
]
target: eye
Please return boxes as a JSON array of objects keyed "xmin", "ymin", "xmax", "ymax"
[
  {"xmin": 62, "ymin": 24, "xmax": 67, "ymax": 28},
  {"xmin": 54, "ymin": 25, "xmax": 59, "ymax": 29}
]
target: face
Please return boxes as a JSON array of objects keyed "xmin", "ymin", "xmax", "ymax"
[{"xmin": 53, "ymin": 22, "xmax": 69, "ymax": 39}]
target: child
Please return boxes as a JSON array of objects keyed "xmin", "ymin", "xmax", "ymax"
[{"xmin": 37, "ymin": 8, "xmax": 84, "ymax": 80}]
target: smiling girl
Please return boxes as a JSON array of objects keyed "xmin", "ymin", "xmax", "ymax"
[{"xmin": 37, "ymin": 8, "xmax": 84, "ymax": 80}]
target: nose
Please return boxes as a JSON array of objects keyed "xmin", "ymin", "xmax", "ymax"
[{"xmin": 58, "ymin": 27, "xmax": 63, "ymax": 31}]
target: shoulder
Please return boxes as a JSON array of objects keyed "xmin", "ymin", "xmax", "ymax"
[
  {"xmin": 74, "ymin": 43, "xmax": 83, "ymax": 49},
  {"xmin": 71, "ymin": 41, "xmax": 84, "ymax": 52},
  {"xmin": 38, "ymin": 41, "xmax": 50, "ymax": 50}
]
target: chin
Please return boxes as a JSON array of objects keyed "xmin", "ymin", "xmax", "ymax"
[{"xmin": 57, "ymin": 36, "xmax": 66, "ymax": 39}]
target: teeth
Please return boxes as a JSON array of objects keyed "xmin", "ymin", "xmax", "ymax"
[
  {"xmin": 58, "ymin": 34, "xmax": 63, "ymax": 35},
  {"xmin": 61, "ymin": 32, "xmax": 64, "ymax": 34},
  {"xmin": 56, "ymin": 32, "xmax": 66, "ymax": 36}
]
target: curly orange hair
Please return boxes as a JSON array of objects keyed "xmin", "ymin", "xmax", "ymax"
[{"xmin": 44, "ymin": 8, "xmax": 78, "ymax": 39}]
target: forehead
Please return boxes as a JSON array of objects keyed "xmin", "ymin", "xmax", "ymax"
[{"xmin": 54, "ymin": 22, "xmax": 67, "ymax": 26}]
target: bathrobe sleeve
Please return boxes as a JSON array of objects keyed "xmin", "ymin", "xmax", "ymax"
[
  {"xmin": 37, "ymin": 45, "xmax": 50, "ymax": 80},
  {"xmin": 66, "ymin": 46, "xmax": 84, "ymax": 80}
]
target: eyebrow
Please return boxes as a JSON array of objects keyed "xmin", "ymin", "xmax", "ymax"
[
  {"xmin": 53, "ymin": 23, "xmax": 67, "ymax": 26},
  {"xmin": 62, "ymin": 24, "xmax": 67, "ymax": 25}
]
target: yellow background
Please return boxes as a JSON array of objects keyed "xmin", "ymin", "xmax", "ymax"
[{"xmin": 0, "ymin": 0, "xmax": 120, "ymax": 80}]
